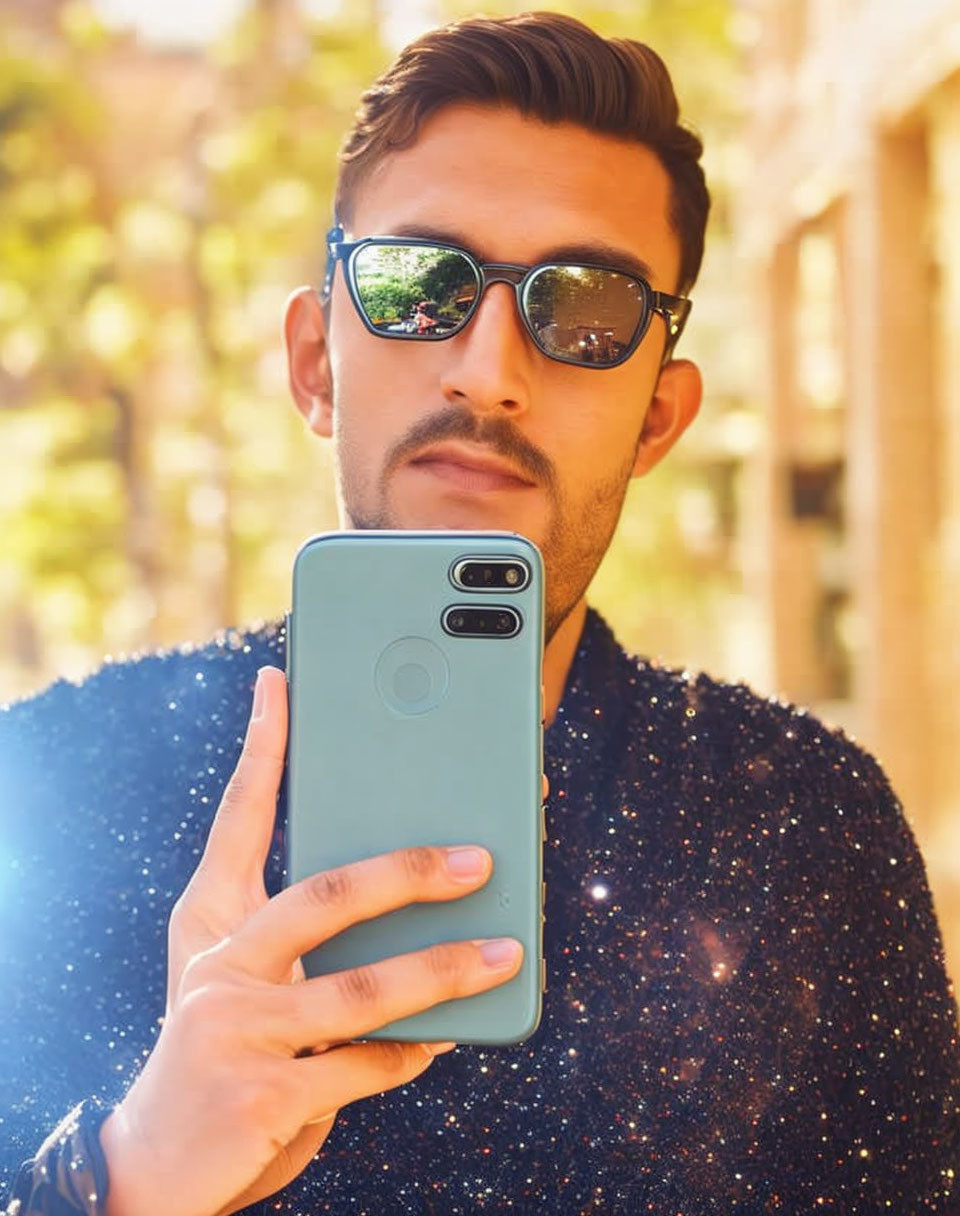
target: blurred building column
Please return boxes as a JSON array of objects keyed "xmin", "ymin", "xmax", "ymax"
[
  {"xmin": 763, "ymin": 236, "xmax": 816, "ymax": 704},
  {"xmin": 737, "ymin": 0, "xmax": 960, "ymax": 978},
  {"xmin": 928, "ymin": 74, "xmax": 960, "ymax": 855},
  {"xmin": 840, "ymin": 125, "xmax": 938, "ymax": 833}
]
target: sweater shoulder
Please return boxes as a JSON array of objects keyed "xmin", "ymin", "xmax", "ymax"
[
  {"xmin": 613, "ymin": 642, "xmax": 903, "ymax": 827},
  {"xmin": 0, "ymin": 621, "xmax": 284, "ymax": 835}
]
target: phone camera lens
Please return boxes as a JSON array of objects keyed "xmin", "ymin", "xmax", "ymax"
[
  {"xmin": 450, "ymin": 559, "xmax": 529, "ymax": 592},
  {"xmin": 443, "ymin": 605, "xmax": 521, "ymax": 637}
]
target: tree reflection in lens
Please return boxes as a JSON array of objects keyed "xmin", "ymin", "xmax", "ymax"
[
  {"xmin": 354, "ymin": 248, "xmax": 644, "ymax": 359},
  {"xmin": 354, "ymin": 244, "xmax": 478, "ymax": 335}
]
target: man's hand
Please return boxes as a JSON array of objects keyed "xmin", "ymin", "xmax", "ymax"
[{"xmin": 99, "ymin": 665, "xmax": 522, "ymax": 1216}]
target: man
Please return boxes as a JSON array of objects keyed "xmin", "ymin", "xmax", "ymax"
[{"xmin": 3, "ymin": 11, "xmax": 959, "ymax": 1215}]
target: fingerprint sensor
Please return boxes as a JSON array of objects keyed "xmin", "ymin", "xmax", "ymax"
[
  {"xmin": 375, "ymin": 637, "xmax": 449, "ymax": 716},
  {"xmin": 394, "ymin": 662, "xmax": 430, "ymax": 703}
]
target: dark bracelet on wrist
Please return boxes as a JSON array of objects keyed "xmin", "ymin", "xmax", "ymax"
[{"xmin": 5, "ymin": 1098, "xmax": 112, "ymax": 1216}]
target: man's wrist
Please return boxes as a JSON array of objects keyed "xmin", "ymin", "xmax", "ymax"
[{"xmin": 98, "ymin": 1105, "xmax": 152, "ymax": 1216}]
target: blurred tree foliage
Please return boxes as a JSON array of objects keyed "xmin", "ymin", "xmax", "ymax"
[
  {"xmin": 0, "ymin": 9, "xmax": 122, "ymax": 680},
  {"xmin": 0, "ymin": 0, "xmax": 744, "ymax": 701},
  {"xmin": 0, "ymin": 1, "xmax": 391, "ymax": 697}
]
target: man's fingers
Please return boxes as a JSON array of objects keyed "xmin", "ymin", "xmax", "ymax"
[
  {"xmin": 228, "ymin": 844, "xmax": 493, "ymax": 980},
  {"xmin": 296, "ymin": 1040, "xmax": 455, "ymax": 1128},
  {"xmin": 200, "ymin": 666, "xmax": 288, "ymax": 884},
  {"xmin": 282, "ymin": 937, "xmax": 522, "ymax": 1048}
]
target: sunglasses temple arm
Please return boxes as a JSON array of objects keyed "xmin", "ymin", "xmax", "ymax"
[
  {"xmin": 321, "ymin": 222, "xmax": 346, "ymax": 302},
  {"xmin": 656, "ymin": 297, "xmax": 691, "ymax": 366}
]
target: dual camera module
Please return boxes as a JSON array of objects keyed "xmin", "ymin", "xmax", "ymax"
[{"xmin": 442, "ymin": 558, "xmax": 530, "ymax": 639}]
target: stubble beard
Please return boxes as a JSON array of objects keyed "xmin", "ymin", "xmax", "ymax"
[{"xmin": 335, "ymin": 412, "xmax": 637, "ymax": 647}]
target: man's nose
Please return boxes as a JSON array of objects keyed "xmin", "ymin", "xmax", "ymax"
[{"xmin": 439, "ymin": 282, "xmax": 534, "ymax": 416}]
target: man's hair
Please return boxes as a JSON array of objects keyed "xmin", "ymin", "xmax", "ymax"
[{"xmin": 334, "ymin": 11, "xmax": 710, "ymax": 296}]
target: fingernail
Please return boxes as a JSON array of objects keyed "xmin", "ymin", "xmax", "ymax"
[
  {"xmin": 479, "ymin": 938, "xmax": 521, "ymax": 968},
  {"xmin": 446, "ymin": 847, "xmax": 489, "ymax": 882},
  {"xmin": 251, "ymin": 669, "xmax": 267, "ymax": 722},
  {"xmin": 426, "ymin": 1041, "xmax": 457, "ymax": 1056}
]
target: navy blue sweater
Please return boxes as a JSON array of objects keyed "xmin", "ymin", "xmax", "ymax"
[{"xmin": 2, "ymin": 609, "xmax": 958, "ymax": 1212}]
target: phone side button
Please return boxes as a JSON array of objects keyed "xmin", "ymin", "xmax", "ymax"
[
  {"xmin": 541, "ymin": 881, "xmax": 547, "ymax": 910},
  {"xmin": 284, "ymin": 611, "xmax": 292, "ymax": 680},
  {"xmin": 540, "ymin": 806, "xmax": 548, "ymax": 842},
  {"xmin": 540, "ymin": 959, "xmax": 548, "ymax": 992}
]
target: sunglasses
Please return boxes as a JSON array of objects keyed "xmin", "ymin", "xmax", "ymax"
[{"xmin": 321, "ymin": 226, "xmax": 691, "ymax": 369}]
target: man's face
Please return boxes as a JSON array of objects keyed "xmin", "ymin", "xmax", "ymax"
[{"xmin": 287, "ymin": 104, "xmax": 701, "ymax": 641}]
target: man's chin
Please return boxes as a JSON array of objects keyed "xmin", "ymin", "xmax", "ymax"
[{"xmin": 347, "ymin": 500, "xmax": 544, "ymax": 542}]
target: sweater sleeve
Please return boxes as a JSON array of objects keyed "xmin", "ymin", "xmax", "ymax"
[{"xmin": 0, "ymin": 642, "xmax": 259, "ymax": 1197}]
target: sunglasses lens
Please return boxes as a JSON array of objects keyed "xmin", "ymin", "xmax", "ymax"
[
  {"xmin": 524, "ymin": 266, "xmax": 647, "ymax": 365},
  {"xmin": 351, "ymin": 243, "xmax": 479, "ymax": 337}
]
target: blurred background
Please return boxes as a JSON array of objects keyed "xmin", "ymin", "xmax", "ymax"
[{"xmin": 1, "ymin": 0, "xmax": 959, "ymax": 980}]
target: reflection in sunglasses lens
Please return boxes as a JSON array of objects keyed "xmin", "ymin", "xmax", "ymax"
[
  {"xmin": 353, "ymin": 244, "xmax": 479, "ymax": 337},
  {"xmin": 351, "ymin": 245, "xmax": 648, "ymax": 364},
  {"xmin": 525, "ymin": 267, "xmax": 646, "ymax": 364}
]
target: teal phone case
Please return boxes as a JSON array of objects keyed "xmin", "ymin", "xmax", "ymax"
[{"xmin": 285, "ymin": 530, "xmax": 544, "ymax": 1044}]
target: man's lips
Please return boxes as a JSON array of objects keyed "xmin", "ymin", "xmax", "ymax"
[{"xmin": 407, "ymin": 444, "xmax": 536, "ymax": 491}]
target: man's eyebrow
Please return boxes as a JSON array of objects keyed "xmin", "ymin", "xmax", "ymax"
[{"xmin": 387, "ymin": 224, "xmax": 658, "ymax": 285}]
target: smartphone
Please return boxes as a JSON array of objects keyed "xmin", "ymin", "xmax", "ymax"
[{"xmin": 285, "ymin": 530, "xmax": 545, "ymax": 1045}]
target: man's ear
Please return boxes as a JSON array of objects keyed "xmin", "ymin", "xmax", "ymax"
[
  {"xmin": 284, "ymin": 286, "xmax": 334, "ymax": 437},
  {"xmin": 631, "ymin": 358, "xmax": 703, "ymax": 478}
]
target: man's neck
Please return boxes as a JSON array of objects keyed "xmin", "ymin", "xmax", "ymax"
[{"xmin": 543, "ymin": 597, "xmax": 588, "ymax": 728}]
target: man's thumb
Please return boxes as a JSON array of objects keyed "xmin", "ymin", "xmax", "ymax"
[{"xmin": 202, "ymin": 665, "xmax": 288, "ymax": 882}]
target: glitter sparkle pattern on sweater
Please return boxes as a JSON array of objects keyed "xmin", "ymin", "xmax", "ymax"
[{"xmin": 2, "ymin": 608, "xmax": 959, "ymax": 1213}]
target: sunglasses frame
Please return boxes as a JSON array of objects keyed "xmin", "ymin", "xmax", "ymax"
[{"xmin": 321, "ymin": 226, "xmax": 691, "ymax": 369}]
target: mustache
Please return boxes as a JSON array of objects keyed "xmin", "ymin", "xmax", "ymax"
[{"xmin": 383, "ymin": 408, "xmax": 555, "ymax": 488}]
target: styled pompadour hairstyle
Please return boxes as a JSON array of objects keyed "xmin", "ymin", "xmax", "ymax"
[{"xmin": 333, "ymin": 11, "xmax": 710, "ymax": 296}]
